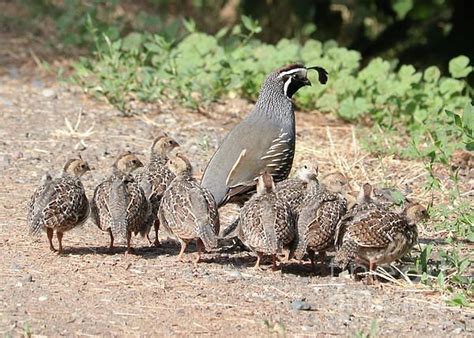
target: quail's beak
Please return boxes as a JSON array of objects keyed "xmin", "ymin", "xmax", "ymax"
[{"xmin": 302, "ymin": 78, "xmax": 311, "ymax": 86}]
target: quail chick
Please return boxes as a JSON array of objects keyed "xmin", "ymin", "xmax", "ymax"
[
  {"xmin": 274, "ymin": 161, "xmax": 321, "ymax": 213},
  {"xmin": 334, "ymin": 183, "xmax": 423, "ymax": 283},
  {"xmin": 28, "ymin": 158, "xmax": 91, "ymax": 254},
  {"xmin": 291, "ymin": 164, "xmax": 348, "ymax": 273},
  {"xmin": 158, "ymin": 153, "xmax": 220, "ymax": 264},
  {"xmin": 90, "ymin": 152, "xmax": 149, "ymax": 254},
  {"xmin": 136, "ymin": 134, "xmax": 179, "ymax": 246},
  {"xmin": 202, "ymin": 64, "xmax": 328, "ymax": 208},
  {"xmin": 238, "ymin": 172, "xmax": 297, "ymax": 270}
]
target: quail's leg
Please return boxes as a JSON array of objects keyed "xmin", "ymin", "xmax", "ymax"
[
  {"xmin": 153, "ymin": 219, "xmax": 161, "ymax": 247},
  {"xmin": 46, "ymin": 228, "xmax": 56, "ymax": 252},
  {"xmin": 108, "ymin": 229, "xmax": 114, "ymax": 252},
  {"xmin": 308, "ymin": 250, "xmax": 316, "ymax": 272},
  {"xmin": 194, "ymin": 239, "xmax": 204, "ymax": 267},
  {"xmin": 367, "ymin": 260, "xmax": 376, "ymax": 285},
  {"xmin": 272, "ymin": 254, "xmax": 279, "ymax": 271},
  {"xmin": 56, "ymin": 231, "xmax": 64, "ymax": 254},
  {"xmin": 254, "ymin": 252, "xmax": 263, "ymax": 270},
  {"xmin": 125, "ymin": 231, "xmax": 135, "ymax": 255},
  {"xmin": 177, "ymin": 239, "xmax": 188, "ymax": 262},
  {"xmin": 318, "ymin": 251, "xmax": 328, "ymax": 276}
]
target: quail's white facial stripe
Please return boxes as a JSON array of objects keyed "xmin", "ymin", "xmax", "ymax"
[
  {"xmin": 283, "ymin": 77, "xmax": 292, "ymax": 98},
  {"xmin": 277, "ymin": 68, "xmax": 307, "ymax": 78}
]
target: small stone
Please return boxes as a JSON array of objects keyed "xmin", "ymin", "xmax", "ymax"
[
  {"xmin": 22, "ymin": 274, "xmax": 33, "ymax": 283},
  {"xmin": 38, "ymin": 296, "xmax": 48, "ymax": 302},
  {"xmin": 227, "ymin": 270, "xmax": 243, "ymax": 281},
  {"xmin": 291, "ymin": 299, "xmax": 312, "ymax": 311},
  {"xmin": 41, "ymin": 88, "xmax": 57, "ymax": 98}
]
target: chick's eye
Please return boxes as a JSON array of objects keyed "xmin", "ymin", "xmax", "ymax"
[{"xmin": 304, "ymin": 165, "xmax": 308, "ymax": 169}]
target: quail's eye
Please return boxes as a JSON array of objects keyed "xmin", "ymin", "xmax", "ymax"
[{"xmin": 304, "ymin": 165, "xmax": 308, "ymax": 169}]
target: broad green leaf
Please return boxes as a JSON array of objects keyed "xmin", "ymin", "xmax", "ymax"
[
  {"xmin": 414, "ymin": 108, "xmax": 429, "ymax": 123},
  {"xmin": 300, "ymin": 39, "xmax": 323, "ymax": 63},
  {"xmin": 399, "ymin": 64, "xmax": 421, "ymax": 84},
  {"xmin": 439, "ymin": 78, "xmax": 464, "ymax": 96},
  {"xmin": 317, "ymin": 93, "xmax": 338, "ymax": 111},
  {"xmin": 462, "ymin": 102, "xmax": 474, "ymax": 132},
  {"xmin": 449, "ymin": 55, "xmax": 472, "ymax": 78},
  {"xmin": 392, "ymin": 0, "xmax": 413, "ymax": 19},
  {"xmin": 121, "ymin": 32, "xmax": 143, "ymax": 51},
  {"xmin": 339, "ymin": 97, "xmax": 370, "ymax": 120},
  {"xmin": 424, "ymin": 66, "xmax": 441, "ymax": 83},
  {"xmin": 446, "ymin": 293, "xmax": 471, "ymax": 307}
]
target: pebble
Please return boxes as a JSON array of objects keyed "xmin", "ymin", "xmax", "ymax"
[
  {"xmin": 227, "ymin": 270, "xmax": 243, "ymax": 281},
  {"xmin": 38, "ymin": 296, "xmax": 48, "ymax": 302},
  {"xmin": 291, "ymin": 299, "xmax": 312, "ymax": 311},
  {"xmin": 41, "ymin": 88, "xmax": 57, "ymax": 98}
]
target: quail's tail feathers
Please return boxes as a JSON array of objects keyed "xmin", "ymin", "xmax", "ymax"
[
  {"xmin": 109, "ymin": 179, "xmax": 129, "ymax": 240},
  {"xmin": 190, "ymin": 191, "xmax": 218, "ymax": 249},
  {"xmin": 28, "ymin": 174, "xmax": 55, "ymax": 236},
  {"xmin": 262, "ymin": 205, "xmax": 281, "ymax": 254}
]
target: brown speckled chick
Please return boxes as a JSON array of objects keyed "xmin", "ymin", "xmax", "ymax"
[
  {"xmin": 158, "ymin": 153, "xmax": 220, "ymax": 264},
  {"xmin": 28, "ymin": 158, "xmax": 91, "ymax": 254},
  {"xmin": 291, "ymin": 162, "xmax": 347, "ymax": 273},
  {"xmin": 238, "ymin": 172, "xmax": 297, "ymax": 270},
  {"xmin": 136, "ymin": 134, "xmax": 179, "ymax": 246},
  {"xmin": 90, "ymin": 153, "xmax": 149, "ymax": 254},
  {"xmin": 274, "ymin": 161, "xmax": 321, "ymax": 213},
  {"xmin": 334, "ymin": 183, "xmax": 424, "ymax": 282}
]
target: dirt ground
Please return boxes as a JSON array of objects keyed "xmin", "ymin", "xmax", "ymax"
[{"xmin": 0, "ymin": 32, "xmax": 473, "ymax": 337}]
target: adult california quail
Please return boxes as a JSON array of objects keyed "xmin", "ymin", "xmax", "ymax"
[
  {"xmin": 238, "ymin": 172, "xmax": 297, "ymax": 270},
  {"xmin": 334, "ymin": 183, "xmax": 424, "ymax": 283},
  {"xmin": 136, "ymin": 134, "xmax": 179, "ymax": 246},
  {"xmin": 201, "ymin": 64, "xmax": 328, "ymax": 207},
  {"xmin": 28, "ymin": 158, "xmax": 91, "ymax": 254},
  {"xmin": 90, "ymin": 152, "xmax": 149, "ymax": 253},
  {"xmin": 289, "ymin": 163, "xmax": 348, "ymax": 273},
  {"xmin": 158, "ymin": 153, "xmax": 220, "ymax": 264}
]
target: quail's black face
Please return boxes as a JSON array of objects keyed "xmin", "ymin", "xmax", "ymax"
[
  {"xmin": 278, "ymin": 68, "xmax": 311, "ymax": 98},
  {"xmin": 277, "ymin": 64, "xmax": 328, "ymax": 98}
]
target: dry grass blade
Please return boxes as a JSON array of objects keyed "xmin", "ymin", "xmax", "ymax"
[{"xmin": 53, "ymin": 108, "xmax": 95, "ymax": 139}]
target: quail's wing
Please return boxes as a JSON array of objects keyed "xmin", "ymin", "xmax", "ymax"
[
  {"xmin": 347, "ymin": 208, "xmax": 407, "ymax": 248},
  {"xmin": 202, "ymin": 119, "xmax": 294, "ymax": 205},
  {"xmin": 28, "ymin": 173, "xmax": 55, "ymax": 234},
  {"xmin": 37, "ymin": 177, "xmax": 88, "ymax": 230},
  {"xmin": 187, "ymin": 185, "xmax": 218, "ymax": 249},
  {"xmin": 125, "ymin": 180, "xmax": 149, "ymax": 234},
  {"xmin": 90, "ymin": 180, "xmax": 112, "ymax": 231}
]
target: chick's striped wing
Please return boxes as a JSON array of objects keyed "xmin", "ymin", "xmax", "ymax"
[
  {"xmin": 347, "ymin": 208, "xmax": 407, "ymax": 248},
  {"xmin": 35, "ymin": 177, "xmax": 89, "ymax": 232}
]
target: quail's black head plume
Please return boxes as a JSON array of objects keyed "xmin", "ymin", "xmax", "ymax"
[{"xmin": 201, "ymin": 63, "xmax": 328, "ymax": 210}]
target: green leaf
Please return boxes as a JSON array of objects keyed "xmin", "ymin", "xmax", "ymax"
[
  {"xmin": 449, "ymin": 55, "xmax": 472, "ymax": 78},
  {"xmin": 446, "ymin": 293, "xmax": 471, "ymax": 307},
  {"xmin": 339, "ymin": 97, "xmax": 370, "ymax": 120},
  {"xmin": 439, "ymin": 78, "xmax": 464, "ymax": 96},
  {"xmin": 392, "ymin": 0, "xmax": 413, "ymax": 19},
  {"xmin": 437, "ymin": 271, "xmax": 445, "ymax": 289},
  {"xmin": 398, "ymin": 64, "xmax": 421, "ymax": 84},
  {"xmin": 121, "ymin": 32, "xmax": 143, "ymax": 52},
  {"xmin": 182, "ymin": 18, "xmax": 196, "ymax": 33},
  {"xmin": 241, "ymin": 15, "xmax": 262, "ymax": 34},
  {"xmin": 390, "ymin": 190, "xmax": 406, "ymax": 205},
  {"xmin": 463, "ymin": 102, "xmax": 474, "ymax": 132},
  {"xmin": 424, "ymin": 66, "xmax": 441, "ymax": 83}
]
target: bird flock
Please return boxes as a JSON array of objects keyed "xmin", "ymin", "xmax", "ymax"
[{"xmin": 27, "ymin": 63, "xmax": 428, "ymax": 282}]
